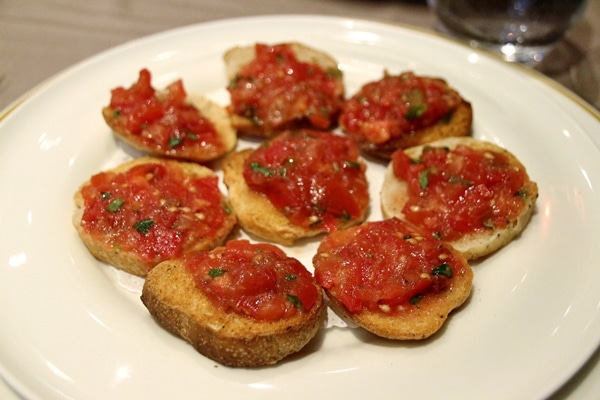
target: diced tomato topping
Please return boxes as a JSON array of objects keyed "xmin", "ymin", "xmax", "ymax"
[
  {"xmin": 242, "ymin": 130, "xmax": 369, "ymax": 232},
  {"xmin": 185, "ymin": 240, "xmax": 320, "ymax": 321},
  {"xmin": 340, "ymin": 72, "xmax": 462, "ymax": 144},
  {"xmin": 106, "ymin": 69, "xmax": 224, "ymax": 160},
  {"xmin": 80, "ymin": 161, "xmax": 232, "ymax": 265},
  {"xmin": 227, "ymin": 43, "xmax": 343, "ymax": 132},
  {"xmin": 314, "ymin": 218, "xmax": 463, "ymax": 313},
  {"xmin": 392, "ymin": 144, "xmax": 533, "ymax": 240}
]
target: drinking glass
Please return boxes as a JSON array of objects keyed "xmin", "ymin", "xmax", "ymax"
[{"xmin": 427, "ymin": 0, "xmax": 588, "ymax": 65}]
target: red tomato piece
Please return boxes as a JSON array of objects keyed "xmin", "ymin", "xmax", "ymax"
[{"xmin": 186, "ymin": 240, "xmax": 320, "ymax": 321}]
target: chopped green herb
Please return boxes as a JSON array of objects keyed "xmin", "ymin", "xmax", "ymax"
[
  {"xmin": 101, "ymin": 192, "xmax": 112, "ymax": 200},
  {"xmin": 343, "ymin": 160, "xmax": 361, "ymax": 170},
  {"xmin": 209, "ymin": 268, "xmax": 227, "ymax": 278},
  {"xmin": 287, "ymin": 294, "xmax": 303, "ymax": 309},
  {"xmin": 515, "ymin": 188, "xmax": 528, "ymax": 199},
  {"xmin": 340, "ymin": 209, "xmax": 351, "ymax": 221},
  {"xmin": 228, "ymin": 75, "xmax": 241, "ymax": 89},
  {"xmin": 186, "ymin": 131, "xmax": 199, "ymax": 141},
  {"xmin": 432, "ymin": 232, "xmax": 442, "ymax": 240},
  {"xmin": 326, "ymin": 68, "xmax": 343, "ymax": 78},
  {"xmin": 419, "ymin": 168, "xmax": 431, "ymax": 190},
  {"xmin": 242, "ymin": 107, "xmax": 262, "ymax": 126},
  {"xmin": 483, "ymin": 220, "xmax": 495, "ymax": 229},
  {"xmin": 112, "ymin": 110, "xmax": 121, "ymax": 118},
  {"xmin": 168, "ymin": 137, "xmax": 184, "ymax": 148},
  {"xmin": 318, "ymin": 106, "xmax": 330, "ymax": 115},
  {"xmin": 133, "ymin": 219, "xmax": 154, "ymax": 234},
  {"xmin": 312, "ymin": 203, "xmax": 327, "ymax": 213},
  {"xmin": 288, "ymin": 130, "xmax": 317, "ymax": 140},
  {"xmin": 410, "ymin": 294, "xmax": 423, "ymax": 305},
  {"xmin": 285, "ymin": 274, "xmax": 297, "ymax": 281},
  {"xmin": 405, "ymin": 103, "xmax": 426, "ymax": 120},
  {"xmin": 250, "ymin": 162, "xmax": 277, "ymax": 177},
  {"xmin": 106, "ymin": 198, "xmax": 124, "ymax": 213},
  {"xmin": 439, "ymin": 110, "xmax": 454, "ymax": 124},
  {"xmin": 449, "ymin": 175, "xmax": 474, "ymax": 186},
  {"xmin": 432, "ymin": 263, "xmax": 453, "ymax": 278}
]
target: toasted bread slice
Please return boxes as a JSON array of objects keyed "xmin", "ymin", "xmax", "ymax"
[
  {"xmin": 102, "ymin": 69, "xmax": 236, "ymax": 162},
  {"xmin": 224, "ymin": 42, "xmax": 344, "ymax": 137},
  {"xmin": 223, "ymin": 148, "xmax": 315, "ymax": 245},
  {"xmin": 73, "ymin": 157, "xmax": 237, "ymax": 276},
  {"xmin": 141, "ymin": 240, "xmax": 326, "ymax": 367},
  {"xmin": 222, "ymin": 131, "xmax": 370, "ymax": 246},
  {"xmin": 381, "ymin": 137, "xmax": 538, "ymax": 260},
  {"xmin": 313, "ymin": 218, "xmax": 473, "ymax": 340},
  {"xmin": 339, "ymin": 71, "xmax": 472, "ymax": 159}
]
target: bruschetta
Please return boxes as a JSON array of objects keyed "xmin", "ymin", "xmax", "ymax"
[
  {"xmin": 339, "ymin": 71, "xmax": 472, "ymax": 159},
  {"xmin": 141, "ymin": 239, "xmax": 325, "ymax": 367},
  {"xmin": 225, "ymin": 42, "xmax": 344, "ymax": 137},
  {"xmin": 102, "ymin": 68, "xmax": 236, "ymax": 162},
  {"xmin": 222, "ymin": 129, "xmax": 369, "ymax": 245},
  {"xmin": 313, "ymin": 217, "xmax": 473, "ymax": 340},
  {"xmin": 381, "ymin": 137, "xmax": 538, "ymax": 260},
  {"xmin": 73, "ymin": 157, "xmax": 237, "ymax": 276}
]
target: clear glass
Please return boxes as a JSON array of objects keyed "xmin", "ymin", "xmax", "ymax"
[{"xmin": 427, "ymin": 0, "xmax": 588, "ymax": 65}]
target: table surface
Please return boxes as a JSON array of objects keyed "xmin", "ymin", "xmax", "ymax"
[{"xmin": 1, "ymin": 1, "xmax": 599, "ymax": 399}]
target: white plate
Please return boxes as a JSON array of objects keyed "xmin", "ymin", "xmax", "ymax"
[{"xmin": 1, "ymin": 15, "xmax": 600, "ymax": 400}]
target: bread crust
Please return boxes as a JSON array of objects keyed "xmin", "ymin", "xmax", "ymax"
[
  {"xmin": 190, "ymin": 94, "xmax": 237, "ymax": 158},
  {"xmin": 326, "ymin": 269, "xmax": 472, "ymax": 340},
  {"xmin": 224, "ymin": 42, "xmax": 344, "ymax": 137},
  {"xmin": 141, "ymin": 254, "xmax": 326, "ymax": 367},
  {"xmin": 73, "ymin": 157, "xmax": 237, "ymax": 276},
  {"xmin": 381, "ymin": 137, "xmax": 538, "ymax": 260},
  {"xmin": 340, "ymin": 72, "xmax": 473, "ymax": 160}
]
